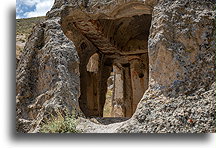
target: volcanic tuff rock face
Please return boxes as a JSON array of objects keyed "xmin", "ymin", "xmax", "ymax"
[
  {"xmin": 16, "ymin": 0, "xmax": 215, "ymax": 133},
  {"xmin": 16, "ymin": 18, "xmax": 81, "ymax": 133}
]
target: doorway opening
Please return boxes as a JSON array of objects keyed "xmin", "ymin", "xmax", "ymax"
[
  {"xmin": 61, "ymin": 2, "xmax": 152, "ymax": 123},
  {"xmin": 79, "ymin": 14, "xmax": 151, "ymax": 120},
  {"xmin": 103, "ymin": 71, "xmax": 114, "ymax": 117}
]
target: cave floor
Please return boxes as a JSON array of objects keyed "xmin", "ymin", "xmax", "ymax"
[{"xmin": 88, "ymin": 117, "xmax": 130, "ymax": 125}]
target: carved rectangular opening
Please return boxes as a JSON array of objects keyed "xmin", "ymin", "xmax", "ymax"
[
  {"xmin": 76, "ymin": 13, "xmax": 151, "ymax": 123},
  {"xmin": 102, "ymin": 54, "xmax": 149, "ymax": 118}
]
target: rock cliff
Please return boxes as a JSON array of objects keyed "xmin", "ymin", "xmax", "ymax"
[
  {"xmin": 16, "ymin": 0, "xmax": 215, "ymax": 133},
  {"xmin": 16, "ymin": 18, "xmax": 81, "ymax": 132}
]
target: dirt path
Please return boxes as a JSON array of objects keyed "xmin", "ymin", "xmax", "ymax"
[{"xmin": 77, "ymin": 117, "xmax": 132, "ymax": 133}]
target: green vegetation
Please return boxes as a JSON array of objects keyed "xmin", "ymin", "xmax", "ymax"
[
  {"xmin": 40, "ymin": 112, "xmax": 80, "ymax": 133},
  {"xmin": 16, "ymin": 16, "xmax": 46, "ymax": 36},
  {"xmin": 16, "ymin": 16, "xmax": 46, "ymax": 59},
  {"xmin": 103, "ymin": 89, "xmax": 113, "ymax": 117}
]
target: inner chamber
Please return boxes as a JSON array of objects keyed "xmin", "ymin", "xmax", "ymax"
[{"xmin": 79, "ymin": 14, "xmax": 151, "ymax": 118}]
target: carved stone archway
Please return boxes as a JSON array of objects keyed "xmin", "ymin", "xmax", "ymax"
[{"xmin": 61, "ymin": 1, "xmax": 152, "ymax": 118}]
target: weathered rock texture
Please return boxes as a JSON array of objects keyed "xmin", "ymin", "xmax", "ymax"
[
  {"xmin": 16, "ymin": 0, "xmax": 215, "ymax": 133},
  {"xmin": 16, "ymin": 18, "xmax": 81, "ymax": 133},
  {"xmin": 60, "ymin": 0, "xmax": 152, "ymax": 118}
]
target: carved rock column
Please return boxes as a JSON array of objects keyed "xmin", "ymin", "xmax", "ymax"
[
  {"xmin": 111, "ymin": 64, "xmax": 125, "ymax": 117},
  {"xmin": 130, "ymin": 59, "xmax": 146, "ymax": 113}
]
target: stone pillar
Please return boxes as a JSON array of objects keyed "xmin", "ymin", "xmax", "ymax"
[
  {"xmin": 123, "ymin": 64, "xmax": 133, "ymax": 117},
  {"xmin": 86, "ymin": 53, "xmax": 100, "ymax": 116},
  {"xmin": 130, "ymin": 59, "xmax": 146, "ymax": 113},
  {"xmin": 111, "ymin": 64, "xmax": 125, "ymax": 117},
  {"xmin": 86, "ymin": 72, "xmax": 99, "ymax": 116}
]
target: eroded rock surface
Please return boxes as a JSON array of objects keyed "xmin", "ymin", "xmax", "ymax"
[
  {"xmin": 80, "ymin": 0, "xmax": 215, "ymax": 133},
  {"xmin": 16, "ymin": 18, "xmax": 81, "ymax": 133},
  {"xmin": 16, "ymin": 0, "xmax": 215, "ymax": 133}
]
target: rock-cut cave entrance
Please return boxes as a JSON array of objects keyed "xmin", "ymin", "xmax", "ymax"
[
  {"xmin": 79, "ymin": 14, "xmax": 151, "ymax": 119},
  {"xmin": 61, "ymin": 2, "xmax": 152, "ymax": 123}
]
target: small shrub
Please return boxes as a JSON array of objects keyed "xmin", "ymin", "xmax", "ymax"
[{"xmin": 40, "ymin": 112, "xmax": 79, "ymax": 133}]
